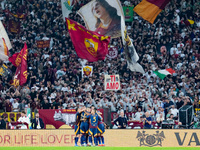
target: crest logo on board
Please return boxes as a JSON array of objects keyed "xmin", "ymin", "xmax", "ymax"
[{"xmin": 136, "ymin": 131, "xmax": 165, "ymax": 147}]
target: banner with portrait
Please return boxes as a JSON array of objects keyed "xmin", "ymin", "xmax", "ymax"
[
  {"xmin": 82, "ymin": 66, "xmax": 93, "ymax": 77},
  {"xmin": 77, "ymin": 0, "xmax": 124, "ymax": 38}
]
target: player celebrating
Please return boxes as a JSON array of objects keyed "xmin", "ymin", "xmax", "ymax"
[
  {"xmin": 97, "ymin": 112, "xmax": 105, "ymax": 146},
  {"xmin": 87, "ymin": 108, "xmax": 101, "ymax": 146},
  {"xmin": 74, "ymin": 107, "xmax": 82, "ymax": 147},
  {"xmin": 80, "ymin": 106, "xmax": 89, "ymax": 146}
]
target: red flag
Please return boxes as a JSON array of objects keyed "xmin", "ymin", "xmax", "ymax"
[
  {"xmin": 11, "ymin": 43, "xmax": 28, "ymax": 86},
  {"xmin": 66, "ymin": 18, "xmax": 110, "ymax": 62}
]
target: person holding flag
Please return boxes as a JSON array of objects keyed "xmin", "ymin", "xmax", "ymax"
[{"xmin": 9, "ymin": 43, "xmax": 28, "ymax": 87}]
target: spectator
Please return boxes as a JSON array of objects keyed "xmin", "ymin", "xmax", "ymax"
[
  {"xmin": 170, "ymin": 105, "xmax": 179, "ymax": 120},
  {"xmin": 18, "ymin": 111, "xmax": 30, "ymax": 129},
  {"xmin": 12, "ymin": 99, "xmax": 19, "ymax": 112},
  {"xmin": 114, "ymin": 111, "xmax": 127, "ymax": 129},
  {"xmin": 143, "ymin": 112, "xmax": 152, "ymax": 129},
  {"xmin": 156, "ymin": 109, "xmax": 164, "ymax": 127},
  {"xmin": 0, "ymin": 116, "xmax": 6, "ymax": 129},
  {"xmin": 5, "ymin": 99, "xmax": 12, "ymax": 112},
  {"xmin": 31, "ymin": 113, "xmax": 44, "ymax": 129},
  {"xmin": 134, "ymin": 108, "xmax": 144, "ymax": 121}
]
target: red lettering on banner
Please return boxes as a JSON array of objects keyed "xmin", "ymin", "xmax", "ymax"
[
  {"xmin": 106, "ymin": 82, "xmax": 119, "ymax": 90},
  {"xmin": 64, "ymin": 135, "xmax": 70, "ymax": 144},
  {"xmin": 110, "ymin": 75, "xmax": 115, "ymax": 82},
  {"xmin": 0, "ymin": 136, "xmax": 3, "ymax": 143},
  {"xmin": 115, "ymin": 82, "xmax": 119, "ymax": 89},
  {"xmin": 31, "ymin": 135, "xmax": 37, "ymax": 144},
  {"xmin": 48, "ymin": 135, "xmax": 55, "ymax": 143},
  {"xmin": 56, "ymin": 135, "xmax": 63, "ymax": 143},
  {"xmin": 71, "ymin": 135, "xmax": 75, "ymax": 144},
  {"xmin": 4, "ymin": 135, "xmax": 10, "ymax": 144},
  {"xmin": 106, "ymin": 83, "xmax": 110, "ymax": 89},
  {"xmin": 15, "ymin": 135, "xmax": 20, "ymax": 144},
  {"xmin": 109, "ymin": 83, "xmax": 115, "ymax": 89},
  {"xmin": 25, "ymin": 135, "xmax": 30, "ymax": 144},
  {"xmin": 41, "ymin": 135, "xmax": 47, "ymax": 144}
]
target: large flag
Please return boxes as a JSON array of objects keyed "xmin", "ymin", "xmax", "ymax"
[
  {"xmin": 61, "ymin": 0, "xmax": 75, "ymax": 21},
  {"xmin": 0, "ymin": 21, "xmax": 12, "ymax": 50},
  {"xmin": 66, "ymin": 18, "xmax": 110, "ymax": 62},
  {"xmin": 153, "ymin": 68, "xmax": 175, "ymax": 80},
  {"xmin": 121, "ymin": 16, "xmax": 144, "ymax": 74},
  {"xmin": 77, "ymin": 0, "xmax": 123, "ymax": 38},
  {"xmin": 10, "ymin": 43, "xmax": 28, "ymax": 86},
  {"xmin": 0, "ymin": 38, "xmax": 9, "ymax": 61},
  {"xmin": 134, "ymin": 0, "xmax": 171, "ymax": 24}
]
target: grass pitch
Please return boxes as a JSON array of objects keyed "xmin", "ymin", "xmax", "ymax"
[{"xmin": 0, "ymin": 147, "xmax": 199, "ymax": 150}]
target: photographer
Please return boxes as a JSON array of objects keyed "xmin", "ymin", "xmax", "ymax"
[
  {"xmin": 143, "ymin": 112, "xmax": 152, "ymax": 129},
  {"xmin": 114, "ymin": 111, "xmax": 127, "ymax": 129}
]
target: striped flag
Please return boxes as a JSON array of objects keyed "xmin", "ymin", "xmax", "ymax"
[
  {"xmin": 134, "ymin": 0, "xmax": 171, "ymax": 24},
  {"xmin": 153, "ymin": 68, "xmax": 175, "ymax": 80}
]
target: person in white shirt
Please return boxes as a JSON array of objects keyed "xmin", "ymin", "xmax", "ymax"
[
  {"xmin": 170, "ymin": 105, "xmax": 179, "ymax": 119},
  {"xmin": 142, "ymin": 99, "xmax": 152, "ymax": 112},
  {"xmin": 12, "ymin": 99, "xmax": 19, "ymax": 112},
  {"xmin": 177, "ymin": 40, "xmax": 184, "ymax": 48},
  {"xmin": 134, "ymin": 108, "xmax": 144, "ymax": 121},
  {"xmin": 61, "ymin": 83, "xmax": 68, "ymax": 92},
  {"xmin": 170, "ymin": 44, "xmax": 178, "ymax": 55},
  {"xmin": 62, "ymin": 99, "xmax": 68, "ymax": 109},
  {"xmin": 156, "ymin": 109, "xmax": 164, "ymax": 127},
  {"xmin": 147, "ymin": 106, "xmax": 155, "ymax": 118},
  {"xmin": 18, "ymin": 111, "xmax": 30, "ymax": 129}
]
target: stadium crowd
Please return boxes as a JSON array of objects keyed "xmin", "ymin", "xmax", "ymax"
[{"xmin": 0, "ymin": 0, "xmax": 199, "ymax": 127}]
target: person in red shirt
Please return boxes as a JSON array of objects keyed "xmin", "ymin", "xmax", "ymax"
[{"xmin": 5, "ymin": 99, "xmax": 12, "ymax": 112}]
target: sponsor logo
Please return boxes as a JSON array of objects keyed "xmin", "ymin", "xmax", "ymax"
[
  {"xmin": 136, "ymin": 131, "xmax": 165, "ymax": 147},
  {"xmin": 175, "ymin": 132, "xmax": 200, "ymax": 146}
]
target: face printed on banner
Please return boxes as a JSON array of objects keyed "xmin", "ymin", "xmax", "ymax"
[{"xmin": 92, "ymin": 1, "xmax": 107, "ymax": 19}]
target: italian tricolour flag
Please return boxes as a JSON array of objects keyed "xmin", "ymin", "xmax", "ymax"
[{"xmin": 153, "ymin": 68, "xmax": 175, "ymax": 80}]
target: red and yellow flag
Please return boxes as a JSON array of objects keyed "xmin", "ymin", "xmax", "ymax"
[
  {"xmin": 134, "ymin": 0, "xmax": 171, "ymax": 24},
  {"xmin": 66, "ymin": 18, "xmax": 110, "ymax": 62},
  {"xmin": 9, "ymin": 43, "xmax": 28, "ymax": 86}
]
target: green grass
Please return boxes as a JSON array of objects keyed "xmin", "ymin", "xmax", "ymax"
[{"xmin": 0, "ymin": 147, "xmax": 199, "ymax": 150}]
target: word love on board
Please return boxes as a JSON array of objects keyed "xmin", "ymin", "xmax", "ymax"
[{"xmin": 104, "ymin": 75, "xmax": 120, "ymax": 91}]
